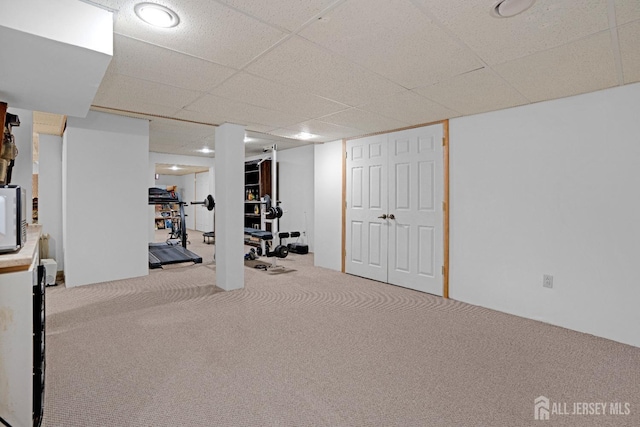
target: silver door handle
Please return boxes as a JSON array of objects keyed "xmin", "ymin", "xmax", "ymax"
[
  {"xmin": 377, "ymin": 214, "xmax": 387, "ymax": 219},
  {"xmin": 388, "ymin": 214, "xmax": 395, "ymax": 220}
]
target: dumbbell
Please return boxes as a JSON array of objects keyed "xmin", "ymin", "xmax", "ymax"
[
  {"xmin": 244, "ymin": 248, "xmax": 257, "ymax": 261},
  {"xmin": 191, "ymin": 194, "xmax": 215, "ymax": 211},
  {"xmin": 272, "ymin": 245, "xmax": 289, "ymax": 258},
  {"xmin": 265, "ymin": 206, "xmax": 283, "ymax": 219}
]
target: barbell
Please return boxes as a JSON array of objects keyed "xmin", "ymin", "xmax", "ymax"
[
  {"xmin": 190, "ymin": 194, "xmax": 215, "ymax": 211},
  {"xmin": 262, "ymin": 194, "xmax": 283, "ymax": 219}
]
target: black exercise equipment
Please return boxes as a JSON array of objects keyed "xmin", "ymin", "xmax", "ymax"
[
  {"xmin": 284, "ymin": 231, "xmax": 308, "ymax": 254},
  {"xmin": 148, "ymin": 243, "xmax": 202, "ymax": 268},
  {"xmin": 148, "ymin": 187, "xmax": 202, "ymax": 268},
  {"xmin": 244, "ymin": 248, "xmax": 257, "ymax": 261},
  {"xmin": 203, "ymin": 231, "xmax": 215, "ymax": 244},
  {"xmin": 272, "ymin": 244, "xmax": 289, "ymax": 258},
  {"xmin": 261, "ymin": 193, "xmax": 283, "ymax": 220},
  {"xmin": 288, "ymin": 242, "xmax": 308, "ymax": 254},
  {"xmin": 265, "ymin": 205, "xmax": 283, "ymax": 219},
  {"xmin": 191, "ymin": 194, "xmax": 215, "ymax": 211},
  {"xmin": 243, "ymin": 227, "xmax": 288, "ymax": 259}
]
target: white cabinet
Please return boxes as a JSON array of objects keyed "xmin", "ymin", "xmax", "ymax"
[{"xmin": 0, "ymin": 226, "xmax": 41, "ymax": 427}]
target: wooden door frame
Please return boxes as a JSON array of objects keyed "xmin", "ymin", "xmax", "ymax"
[{"xmin": 341, "ymin": 119, "xmax": 450, "ymax": 298}]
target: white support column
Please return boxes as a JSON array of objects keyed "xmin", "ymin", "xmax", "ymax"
[{"xmin": 214, "ymin": 123, "xmax": 245, "ymax": 291}]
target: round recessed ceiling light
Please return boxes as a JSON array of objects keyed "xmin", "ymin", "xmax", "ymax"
[
  {"xmin": 134, "ymin": 3, "xmax": 180, "ymax": 28},
  {"xmin": 199, "ymin": 147, "xmax": 213, "ymax": 153},
  {"xmin": 490, "ymin": 0, "xmax": 536, "ymax": 18}
]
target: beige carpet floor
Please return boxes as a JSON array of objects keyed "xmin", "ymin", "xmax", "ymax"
[{"xmin": 42, "ymin": 230, "xmax": 640, "ymax": 426}]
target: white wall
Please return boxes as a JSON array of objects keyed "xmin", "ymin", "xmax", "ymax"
[
  {"xmin": 194, "ymin": 171, "xmax": 214, "ymax": 232},
  {"xmin": 7, "ymin": 108, "xmax": 33, "ymax": 224},
  {"xmin": 0, "ymin": 0, "xmax": 112, "ymax": 56},
  {"xmin": 450, "ymin": 82, "xmax": 640, "ymax": 348},
  {"xmin": 313, "ymin": 140, "xmax": 343, "ymax": 271},
  {"xmin": 64, "ymin": 111, "xmax": 149, "ymax": 287},
  {"xmin": 38, "ymin": 134, "xmax": 63, "ymax": 270},
  {"xmin": 278, "ymin": 145, "xmax": 315, "ymax": 251}
]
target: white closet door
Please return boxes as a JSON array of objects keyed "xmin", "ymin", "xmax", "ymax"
[
  {"xmin": 194, "ymin": 172, "xmax": 210, "ymax": 232},
  {"xmin": 387, "ymin": 126, "xmax": 443, "ymax": 295},
  {"xmin": 346, "ymin": 135, "xmax": 388, "ymax": 282}
]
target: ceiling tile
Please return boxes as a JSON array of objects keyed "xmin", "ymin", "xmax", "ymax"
[
  {"xmin": 149, "ymin": 118, "xmax": 216, "ymax": 144},
  {"xmin": 101, "ymin": 0, "xmax": 287, "ymax": 68},
  {"xmin": 414, "ymin": 68, "xmax": 530, "ymax": 115},
  {"xmin": 182, "ymin": 94, "xmax": 308, "ymax": 128},
  {"xmin": 299, "ymin": 0, "xmax": 482, "ymax": 89},
  {"xmin": 318, "ymin": 108, "xmax": 410, "ymax": 134},
  {"xmin": 33, "ymin": 123, "xmax": 62, "ymax": 136},
  {"xmin": 93, "ymin": 72, "xmax": 202, "ymax": 115},
  {"xmin": 246, "ymin": 139, "xmax": 313, "ymax": 155},
  {"xmin": 211, "ymin": 72, "xmax": 350, "ymax": 119},
  {"xmin": 215, "ymin": 0, "xmax": 338, "ymax": 31},
  {"xmin": 494, "ymin": 31, "xmax": 618, "ymax": 103},
  {"xmin": 33, "ymin": 111, "xmax": 66, "ymax": 136},
  {"xmin": 156, "ymin": 164, "xmax": 211, "ymax": 175},
  {"xmin": 174, "ymin": 108, "xmax": 279, "ymax": 132},
  {"xmin": 241, "ymin": 124, "xmax": 279, "ymax": 134},
  {"xmin": 109, "ymin": 35, "xmax": 237, "ymax": 92},
  {"xmin": 179, "ymin": 140, "xmax": 217, "ymax": 156},
  {"xmin": 246, "ymin": 36, "xmax": 406, "ymax": 106},
  {"xmin": 359, "ymin": 91, "xmax": 459, "ymax": 124},
  {"xmin": 415, "ymin": 0, "xmax": 609, "ymax": 65},
  {"xmin": 271, "ymin": 120, "xmax": 364, "ymax": 142},
  {"xmin": 149, "ymin": 143, "xmax": 192, "ymax": 156},
  {"xmin": 614, "ymin": 0, "xmax": 640, "ymax": 25},
  {"xmin": 619, "ymin": 20, "xmax": 640, "ymax": 84}
]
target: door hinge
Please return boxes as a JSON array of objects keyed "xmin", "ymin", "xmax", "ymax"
[
  {"xmin": 442, "ymin": 265, "xmax": 445, "ymax": 275},
  {"xmin": 345, "ymin": 151, "xmax": 348, "ymax": 159},
  {"xmin": 442, "ymin": 201, "xmax": 446, "ymax": 211},
  {"xmin": 442, "ymin": 137, "xmax": 446, "ymax": 147}
]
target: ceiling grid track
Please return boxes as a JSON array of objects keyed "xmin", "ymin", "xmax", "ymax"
[
  {"xmin": 607, "ymin": 0, "xmax": 625, "ymax": 86},
  {"xmin": 407, "ymin": 0, "xmax": 532, "ymax": 103}
]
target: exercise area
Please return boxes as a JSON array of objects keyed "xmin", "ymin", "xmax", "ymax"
[
  {"xmin": 148, "ymin": 187, "xmax": 215, "ymax": 269},
  {"xmin": 242, "ymin": 145, "xmax": 308, "ymax": 270},
  {"xmin": 148, "ymin": 146, "xmax": 308, "ymax": 271}
]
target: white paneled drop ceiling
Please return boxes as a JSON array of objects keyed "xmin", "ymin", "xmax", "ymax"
[{"xmin": 40, "ymin": 0, "xmax": 640, "ymax": 156}]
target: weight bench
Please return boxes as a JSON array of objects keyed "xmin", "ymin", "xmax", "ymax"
[
  {"xmin": 244, "ymin": 227, "xmax": 273, "ymax": 241},
  {"xmin": 244, "ymin": 228, "xmax": 291, "ymax": 267},
  {"xmin": 203, "ymin": 231, "xmax": 215, "ymax": 244}
]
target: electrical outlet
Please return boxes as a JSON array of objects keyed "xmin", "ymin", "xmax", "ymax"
[{"xmin": 543, "ymin": 274, "xmax": 554, "ymax": 289}]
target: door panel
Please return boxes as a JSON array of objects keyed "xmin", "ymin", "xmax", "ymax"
[
  {"xmin": 368, "ymin": 222, "xmax": 383, "ymax": 267},
  {"xmin": 369, "ymin": 165, "xmax": 383, "ymax": 209},
  {"xmin": 418, "ymin": 226, "xmax": 435, "ymax": 277},
  {"xmin": 346, "ymin": 135, "xmax": 388, "ymax": 283},
  {"xmin": 388, "ymin": 126, "xmax": 443, "ymax": 295},
  {"xmin": 350, "ymin": 221, "xmax": 363, "ymax": 263},
  {"xmin": 394, "ymin": 223, "xmax": 410, "ymax": 272},
  {"xmin": 418, "ymin": 161, "xmax": 435, "ymax": 210},
  {"xmin": 395, "ymin": 162, "xmax": 411, "ymax": 209}
]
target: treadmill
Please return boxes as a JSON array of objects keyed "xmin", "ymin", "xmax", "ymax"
[{"xmin": 148, "ymin": 187, "xmax": 202, "ymax": 269}]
